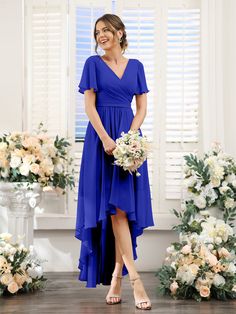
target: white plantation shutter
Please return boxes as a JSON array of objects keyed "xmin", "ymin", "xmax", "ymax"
[
  {"xmin": 117, "ymin": 1, "xmax": 158, "ymax": 203},
  {"xmin": 75, "ymin": 4, "xmax": 106, "ymax": 140},
  {"xmin": 68, "ymin": 0, "xmax": 111, "ymax": 211},
  {"xmin": 25, "ymin": 0, "xmax": 68, "ymax": 137},
  {"xmin": 25, "ymin": 0, "xmax": 69, "ymax": 220},
  {"xmin": 116, "ymin": 0, "xmax": 201, "ymax": 228},
  {"xmin": 164, "ymin": 6, "xmax": 200, "ymax": 202}
]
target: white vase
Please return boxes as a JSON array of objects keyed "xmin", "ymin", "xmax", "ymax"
[
  {"xmin": 197, "ymin": 206, "xmax": 224, "ymax": 220},
  {"xmin": 0, "ymin": 182, "xmax": 42, "ymax": 247},
  {"xmin": 208, "ymin": 206, "xmax": 224, "ymax": 219}
]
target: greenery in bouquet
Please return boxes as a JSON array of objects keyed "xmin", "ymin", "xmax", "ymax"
[
  {"xmin": 178, "ymin": 142, "xmax": 236, "ymax": 227},
  {"xmin": 112, "ymin": 129, "xmax": 152, "ymax": 176},
  {"xmin": 156, "ymin": 216, "xmax": 236, "ymax": 301},
  {"xmin": 0, "ymin": 122, "xmax": 75, "ymax": 195},
  {"xmin": 0, "ymin": 233, "xmax": 47, "ymax": 296}
]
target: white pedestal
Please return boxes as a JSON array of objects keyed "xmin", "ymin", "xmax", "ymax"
[{"xmin": 0, "ymin": 182, "xmax": 42, "ymax": 247}]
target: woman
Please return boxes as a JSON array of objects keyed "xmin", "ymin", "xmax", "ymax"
[{"xmin": 75, "ymin": 13, "xmax": 154, "ymax": 310}]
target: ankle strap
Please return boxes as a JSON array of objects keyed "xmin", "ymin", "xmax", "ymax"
[
  {"xmin": 129, "ymin": 275, "xmax": 140, "ymax": 282},
  {"xmin": 112, "ymin": 273, "xmax": 123, "ymax": 279}
]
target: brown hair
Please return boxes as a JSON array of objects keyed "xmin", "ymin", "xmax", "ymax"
[{"xmin": 94, "ymin": 14, "xmax": 128, "ymax": 55}]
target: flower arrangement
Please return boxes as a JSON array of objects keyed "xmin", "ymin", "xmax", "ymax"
[
  {"xmin": 0, "ymin": 122, "xmax": 75, "ymax": 195},
  {"xmin": 0, "ymin": 233, "xmax": 46, "ymax": 296},
  {"xmin": 156, "ymin": 142, "xmax": 236, "ymax": 301},
  {"xmin": 156, "ymin": 216, "xmax": 236, "ymax": 301},
  {"xmin": 180, "ymin": 142, "xmax": 236, "ymax": 227},
  {"xmin": 112, "ymin": 129, "xmax": 151, "ymax": 176}
]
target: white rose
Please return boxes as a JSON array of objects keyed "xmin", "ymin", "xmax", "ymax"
[
  {"xmin": 193, "ymin": 195, "xmax": 206, "ymax": 209},
  {"xmin": 211, "ymin": 177, "xmax": 221, "ymax": 187},
  {"xmin": 227, "ymin": 262, "xmax": 236, "ymax": 274},
  {"xmin": 19, "ymin": 163, "xmax": 30, "ymax": 176},
  {"xmin": 166, "ymin": 245, "xmax": 175, "ymax": 254},
  {"xmin": 225, "ymin": 174, "xmax": 236, "ymax": 184},
  {"xmin": 54, "ymin": 162, "xmax": 63, "ymax": 174},
  {"xmin": 212, "ymin": 274, "xmax": 225, "ymax": 287},
  {"xmin": 232, "ymin": 180, "xmax": 236, "ymax": 188},
  {"xmin": 27, "ymin": 266, "xmax": 43, "ymax": 279},
  {"xmin": 10, "ymin": 155, "xmax": 21, "ymax": 168},
  {"xmin": 0, "ymin": 233, "xmax": 12, "ymax": 242},
  {"xmin": 219, "ymin": 186, "xmax": 230, "ymax": 194},
  {"xmin": 224, "ymin": 198, "xmax": 235, "ymax": 209},
  {"xmin": 215, "ymin": 237, "xmax": 222, "ymax": 245}
]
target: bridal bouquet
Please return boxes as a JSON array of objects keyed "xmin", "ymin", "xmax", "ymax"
[
  {"xmin": 0, "ymin": 233, "xmax": 47, "ymax": 296},
  {"xmin": 156, "ymin": 216, "xmax": 236, "ymax": 301},
  {"xmin": 112, "ymin": 130, "xmax": 151, "ymax": 176},
  {"xmin": 0, "ymin": 122, "xmax": 75, "ymax": 195},
  {"xmin": 179, "ymin": 142, "xmax": 236, "ymax": 226}
]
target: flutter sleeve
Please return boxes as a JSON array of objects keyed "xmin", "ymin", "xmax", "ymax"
[
  {"xmin": 134, "ymin": 61, "xmax": 150, "ymax": 95},
  {"xmin": 78, "ymin": 57, "xmax": 98, "ymax": 94}
]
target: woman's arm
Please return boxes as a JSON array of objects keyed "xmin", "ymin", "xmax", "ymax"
[
  {"xmin": 84, "ymin": 89, "xmax": 109, "ymax": 141},
  {"xmin": 129, "ymin": 93, "xmax": 147, "ymax": 131},
  {"xmin": 84, "ymin": 88, "xmax": 116, "ymax": 155}
]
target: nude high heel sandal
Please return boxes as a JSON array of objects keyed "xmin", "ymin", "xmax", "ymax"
[
  {"xmin": 130, "ymin": 276, "xmax": 152, "ymax": 310},
  {"xmin": 106, "ymin": 273, "xmax": 123, "ymax": 305}
]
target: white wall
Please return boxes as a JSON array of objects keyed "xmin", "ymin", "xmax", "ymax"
[
  {"xmin": 223, "ymin": 0, "xmax": 236, "ymax": 158},
  {"xmin": 0, "ymin": 0, "xmax": 236, "ymax": 272},
  {"xmin": 0, "ymin": 0, "xmax": 23, "ymax": 133}
]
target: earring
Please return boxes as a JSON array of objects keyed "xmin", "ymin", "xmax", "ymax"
[{"xmin": 119, "ymin": 37, "xmax": 123, "ymax": 43}]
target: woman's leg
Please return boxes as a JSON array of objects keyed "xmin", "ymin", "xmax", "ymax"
[
  {"xmin": 105, "ymin": 237, "xmax": 124, "ymax": 303},
  {"xmin": 110, "ymin": 207, "xmax": 151, "ymax": 309}
]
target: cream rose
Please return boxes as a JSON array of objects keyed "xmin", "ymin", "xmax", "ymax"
[
  {"xmin": 0, "ymin": 273, "xmax": 13, "ymax": 285},
  {"xmin": 29, "ymin": 163, "xmax": 40, "ymax": 174}
]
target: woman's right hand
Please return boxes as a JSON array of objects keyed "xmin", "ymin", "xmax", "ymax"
[{"xmin": 102, "ymin": 136, "xmax": 116, "ymax": 155}]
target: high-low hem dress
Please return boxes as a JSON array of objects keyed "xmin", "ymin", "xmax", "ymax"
[{"xmin": 75, "ymin": 54, "xmax": 154, "ymax": 288}]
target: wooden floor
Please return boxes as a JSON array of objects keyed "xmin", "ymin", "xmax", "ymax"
[{"xmin": 0, "ymin": 272, "xmax": 236, "ymax": 313}]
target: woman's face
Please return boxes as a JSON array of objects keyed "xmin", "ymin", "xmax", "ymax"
[{"xmin": 95, "ymin": 20, "xmax": 122, "ymax": 51}]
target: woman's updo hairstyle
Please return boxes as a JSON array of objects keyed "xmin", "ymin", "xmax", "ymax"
[{"xmin": 94, "ymin": 14, "xmax": 128, "ymax": 55}]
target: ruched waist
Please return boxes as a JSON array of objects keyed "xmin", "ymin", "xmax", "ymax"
[{"xmin": 96, "ymin": 102, "xmax": 131, "ymax": 109}]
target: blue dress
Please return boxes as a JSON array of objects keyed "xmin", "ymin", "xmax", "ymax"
[{"xmin": 75, "ymin": 54, "xmax": 154, "ymax": 288}]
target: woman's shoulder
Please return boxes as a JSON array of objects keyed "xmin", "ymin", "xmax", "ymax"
[{"xmin": 84, "ymin": 55, "xmax": 99, "ymax": 65}]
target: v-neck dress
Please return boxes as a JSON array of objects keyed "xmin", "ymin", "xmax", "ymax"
[{"xmin": 75, "ymin": 54, "xmax": 154, "ymax": 288}]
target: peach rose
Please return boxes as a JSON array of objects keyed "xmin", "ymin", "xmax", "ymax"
[
  {"xmin": 199, "ymin": 286, "xmax": 210, "ymax": 298},
  {"xmin": 7, "ymin": 281, "xmax": 19, "ymax": 294},
  {"xmin": 218, "ymin": 247, "xmax": 230, "ymax": 258},
  {"xmin": 206, "ymin": 253, "xmax": 218, "ymax": 266},
  {"xmin": 181, "ymin": 244, "xmax": 192, "ymax": 255},
  {"xmin": 170, "ymin": 281, "xmax": 179, "ymax": 294},
  {"xmin": 14, "ymin": 272, "xmax": 27, "ymax": 287}
]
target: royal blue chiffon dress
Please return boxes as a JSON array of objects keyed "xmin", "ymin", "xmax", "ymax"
[{"xmin": 75, "ymin": 54, "xmax": 154, "ymax": 288}]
